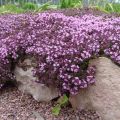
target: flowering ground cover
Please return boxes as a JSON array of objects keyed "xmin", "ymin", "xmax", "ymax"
[{"xmin": 0, "ymin": 11, "xmax": 120, "ymax": 95}]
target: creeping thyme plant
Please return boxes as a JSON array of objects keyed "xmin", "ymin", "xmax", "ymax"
[{"xmin": 0, "ymin": 13, "xmax": 120, "ymax": 95}]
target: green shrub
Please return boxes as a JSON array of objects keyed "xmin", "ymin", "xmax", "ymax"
[
  {"xmin": 59, "ymin": 0, "xmax": 82, "ymax": 9},
  {"xmin": 36, "ymin": 2, "xmax": 57, "ymax": 12},
  {"xmin": 0, "ymin": 4, "xmax": 24, "ymax": 14},
  {"xmin": 22, "ymin": 2, "xmax": 37, "ymax": 10},
  {"xmin": 111, "ymin": 3, "xmax": 120, "ymax": 13},
  {"xmin": 105, "ymin": 3, "xmax": 120, "ymax": 13}
]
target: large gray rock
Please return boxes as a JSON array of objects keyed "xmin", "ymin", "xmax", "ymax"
[
  {"xmin": 69, "ymin": 57, "xmax": 120, "ymax": 120},
  {"xmin": 14, "ymin": 56, "xmax": 59, "ymax": 102}
]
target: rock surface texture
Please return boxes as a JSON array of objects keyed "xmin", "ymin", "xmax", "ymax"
[
  {"xmin": 69, "ymin": 57, "xmax": 120, "ymax": 120},
  {"xmin": 14, "ymin": 56, "xmax": 59, "ymax": 102}
]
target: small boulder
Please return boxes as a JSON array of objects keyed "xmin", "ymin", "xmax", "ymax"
[
  {"xmin": 69, "ymin": 57, "xmax": 120, "ymax": 120},
  {"xmin": 14, "ymin": 56, "xmax": 59, "ymax": 102}
]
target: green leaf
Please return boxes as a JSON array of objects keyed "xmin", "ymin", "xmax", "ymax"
[
  {"xmin": 105, "ymin": 3, "xmax": 114, "ymax": 13},
  {"xmin": 52, "ymin": 104, "xmax": 61, "ymax": 116},
  {"xmin": 52, "ymin": 94, "xmax": 69, "ymax": 116},
  {"xmin": 58, "ymin": 94, "xmax": 69, "ymax": 106},
  {"xmin": 35, "ymin": 1, "xmax": 52, "ymax": 12}
]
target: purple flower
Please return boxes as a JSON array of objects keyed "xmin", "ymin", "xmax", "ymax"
[{"xmin": 0, "ymin": 13, "xmax": 119, "ymax": 95}]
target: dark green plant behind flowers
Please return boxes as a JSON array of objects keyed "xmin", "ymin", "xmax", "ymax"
[
  {"xmin": 105, "ymin": 3, "xmax": 120, "ymax": 13},
  {"xmin": 0, "ymin": 4, "xmax": 24, "ymax": 14},
  {"xmin": 0, "ymin": 0, "xmax": 120, "ymax": 14},
  {"xmin": 59, "ymin": 0, "xmax": 82, "ymax": 8},
  {"xmin": 22, "ymin": 2, "xmax": 38, "ymax": 10}
]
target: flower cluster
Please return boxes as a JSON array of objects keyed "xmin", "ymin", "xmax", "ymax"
[{"xmin": 0, "ymin": 13, "xmax": 120, "ymax": 95}]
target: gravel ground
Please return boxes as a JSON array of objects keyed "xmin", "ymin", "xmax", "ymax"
[{"xmin": 0, "ymin": 86, "xmax": 101, "ymax": 120}]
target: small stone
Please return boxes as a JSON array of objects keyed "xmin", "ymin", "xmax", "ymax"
[
  {"xmin": 76, "ymin": 116, "xmax": 79, "ymax": 120},
  {"xmin": 14, "ymin": 56, "xmax": 59, "ymax": 102},
  {"xmin": 33, "ymin": 111, "xmax": 44, "ymax": 120},
  {"xmin": 7, "ymin": 114, "xmax": 15, "ymax": 120}
]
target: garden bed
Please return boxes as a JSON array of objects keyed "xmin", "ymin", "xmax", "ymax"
[{"xmin": 0, "ymin": 7, "xmax": 120, "ymax": 120}]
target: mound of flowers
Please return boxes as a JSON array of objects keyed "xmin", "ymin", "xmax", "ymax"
[{"xmin": 0, "ymin": 13, "xmax": 120, "ymax": 95}]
